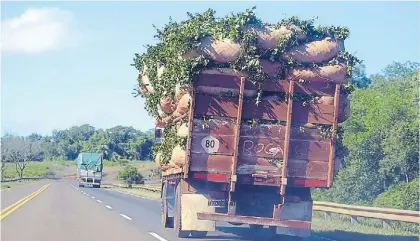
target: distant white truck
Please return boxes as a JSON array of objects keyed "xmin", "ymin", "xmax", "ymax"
[{"xmin": 76, "ymin": 152, "xmax": 103, "ymax": 188}]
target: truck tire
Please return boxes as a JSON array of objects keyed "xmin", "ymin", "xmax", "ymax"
[
  {"xmin": 161, "ymin": 182, "xmax": 173, "ymax": 228},
  {"xmin": 174, "ymin": 184, "xmax": 190, "ymax": 238},
  {"xmin": 78, "ymin": 183, "xmax": 83, "ymax": 188}
]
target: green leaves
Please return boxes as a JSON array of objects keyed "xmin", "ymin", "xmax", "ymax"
[{"xmin": 132, "ymin": 7, "xmax": 359, "ymax": 118}]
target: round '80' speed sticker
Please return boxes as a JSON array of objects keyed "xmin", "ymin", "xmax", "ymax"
[{"xmin": 201, "ymin": 135, "xmax": 220, "ymax": 154}]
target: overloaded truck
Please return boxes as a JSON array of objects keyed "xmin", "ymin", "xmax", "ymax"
[
  {"xmin": 134, "ymin": 8, "xmax": 356, "ymax": 240},
  {"xmin": 76, "ymin": 152, "xmax": 103, "ymax": 188}
]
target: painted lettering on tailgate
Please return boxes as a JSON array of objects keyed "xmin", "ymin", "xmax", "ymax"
[{"xmin": 201, "ymin": 135, "xmax": 220, "ymax": 154}]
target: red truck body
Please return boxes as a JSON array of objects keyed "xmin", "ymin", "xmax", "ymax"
[{"xmin": 157, "ymin": 70, "xmax": 343, "ymax": 239}]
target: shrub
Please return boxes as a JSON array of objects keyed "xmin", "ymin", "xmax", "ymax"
[
  {"xmin": 118, "ymin": 165, "xmax": 144, "ymax": 187},
  {"xmin": 373, "ymin": 178, "xmax": 419, "ymax": 211}
]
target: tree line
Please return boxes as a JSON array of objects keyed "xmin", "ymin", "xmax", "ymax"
[
  {"xmin": 313, "ymin": 61, "xmax": 419, "ymax": 211},
  {"xmin": 1, "ymin": 125, "xmax": 155, "ymax": 177}
]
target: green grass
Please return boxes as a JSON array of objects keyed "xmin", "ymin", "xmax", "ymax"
[
  {"xmin": 103, "ymin": 160, "xmax": 120, "ymax": 167},
  {"xmin": 2, "ymin": 160, "xmax": 76, "ymax": 179}
]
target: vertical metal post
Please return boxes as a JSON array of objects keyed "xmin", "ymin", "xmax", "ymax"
[
  {"xmin": 228, "ymin": 77, "xmax": 245, "ymax": 215},
  {"xmin": 280, "ymin": 81, "xmax": 295, "ymax": 197},
  {"xmin": 183, "ymin": 88, "xmax": 196, "ymax": 179},
  {"xmin": 327, "ymin": 84, "xmax": 340, "ymax": 187}
]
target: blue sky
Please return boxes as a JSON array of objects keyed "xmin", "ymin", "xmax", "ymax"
[{"xmin": 1, "ymin": 1, "xmax": 419, "ymax": 136}]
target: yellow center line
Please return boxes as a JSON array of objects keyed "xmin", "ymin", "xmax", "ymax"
[{"xmin": 0, "ymin": 183, "xmax": 51, "ymax": 220}]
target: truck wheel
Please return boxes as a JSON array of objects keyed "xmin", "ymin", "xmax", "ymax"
[
  {"xmin": 174, "ymin": 184, "xmax": 190, "ymax": 238},
  {"xmin": 190, "ymin": 231, "xmax": 207, "ymax": 238},
  {"xmin": 78, "ymin": 183, "xmax": 83, "ymax": 188},
  {"xmin": 161, "ymin": 182, "xmax": 173, "ymax": 228}
]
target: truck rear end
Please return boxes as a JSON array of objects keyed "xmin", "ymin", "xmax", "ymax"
[
  {"xmin": 158, "ymin": 71, "xmax": 347, "ymax": 239},
  {"xmin": 76, "ymin": 152, "xmax": 104, "ymax": 188}
]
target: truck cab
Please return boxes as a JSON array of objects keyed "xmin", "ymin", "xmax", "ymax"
[{"xmin": 76, "ymin": 152, "xmax": 103, "ymax": 188}]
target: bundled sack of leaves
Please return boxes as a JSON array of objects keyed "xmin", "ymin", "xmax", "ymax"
[{"xmin": 132, "ymin": 7, "xmax": 360, "ymax": 168}]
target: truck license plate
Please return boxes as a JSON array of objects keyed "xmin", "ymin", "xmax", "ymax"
[{"xmin": 208, "ymin": 200, "xmax": 227, "ymax": 207}]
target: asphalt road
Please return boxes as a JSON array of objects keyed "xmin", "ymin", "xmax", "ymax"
[{"xmin": 1, "ymin": 180, "xmax": 330, "ymax": 241}]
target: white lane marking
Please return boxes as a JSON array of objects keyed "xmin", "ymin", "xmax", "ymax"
[
  {"xmin": 97, "ymin": 200, "xmax": 102, "ymax": 203},
  {"xmin": 149, "ymin": 232, "xmax": 168, "ymax": 241},
  {"xmin": 105, "ymin": 205, "xmax": 113, "ymax": 209},
  {"xmin": 120, "ymin": 214, "xmax": 132, "ymax": 220},
  {"xmin": 91, "ymin": 196, "xmax": 95, "ymax": 199},
  {"xmin": 312, "ymin": 235, "xmax": 338, "ymax": 241},
  {"xmin": 86, "ymin": 194, "xmax": 90, "ymax": 197}
]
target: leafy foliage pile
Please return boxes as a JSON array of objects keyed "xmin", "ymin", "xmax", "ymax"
[
  {"xmin": 132, "ymin": 7, "xmax": 362, "ymax": 166},
  {"xmin": 312, "ymin": 61, "xmax": 420, "ymax": 209},
  {"xmin": 132, "ymin": 7, "xmax": 360, "ymax": 118},
  {"xmin": 1, "ymin": 125, "xmax": 154, "ymax": 162}
]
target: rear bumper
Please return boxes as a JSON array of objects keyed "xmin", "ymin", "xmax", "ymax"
[
  {"xmin": 79, "ymin": 177, "xmax": 101, "ymax": 185},
  {"xmin": 197, "ymin": 212, "xmax": 311, "ymax": 230}
]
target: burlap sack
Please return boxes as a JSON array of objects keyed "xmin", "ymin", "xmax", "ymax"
[
  {"xmin": 171, "ymin": 145, "xmax": 186, "ymax": 167},
  {"xmin": 287, "ymin": 64, "xmax": 347, "ymax": 84},
  {"xmin": 177, "ymin": 123, "xmax": 189, "ymax": 137},
  {"xmin": 250, "ymin": 25, "xmax": 307, "ymax": 50},
  {"xmin": 155, "ymin": 152, "xmax": 162, "ymax": 167},
  {"xmin": 282, "ymin": 37, "xmax": 344, "ymax": 64},
  {"xmin": 176, "ymin": 93, "xmax": 191, "ymax": 115},
  {"xmin": 175, "ymin": 84, "xmax": 191, "ymax": 101},
  {"xmin": 199, "ymin": 37, "xmax": 241, "ymax": 63},
  {"xmin": 160, "ymin": 96, "xmax": 176, "ymax": 114}
]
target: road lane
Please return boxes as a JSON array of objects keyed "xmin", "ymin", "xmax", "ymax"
[
  {"xmin": 1, "ymin": 180, "xmax": 50, "ymax": 210},
  {"xmin": 78, "ymin": 182, "xmax": 329, "ymax": 241},
  {"xmin": 1, "ymin": 180, "xmax": 158, "ymax": 241},
  {"xmin": 78, "ymin": 183, "xmax": 250, "ymax": 241}
]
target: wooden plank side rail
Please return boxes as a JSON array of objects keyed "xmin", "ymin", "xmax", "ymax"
[{"xmin": 313, "ymin": 201, "xmax": 420, "ymax": 224}]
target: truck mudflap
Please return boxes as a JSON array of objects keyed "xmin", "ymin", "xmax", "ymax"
[{"xmin": 196, "ymin": 212, "xmax": 311, "ymax": 230}]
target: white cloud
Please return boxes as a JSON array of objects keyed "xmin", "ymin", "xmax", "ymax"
[{"xmin": 1, "ymin": 7, "xmax": 81, "ymax": 54}]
